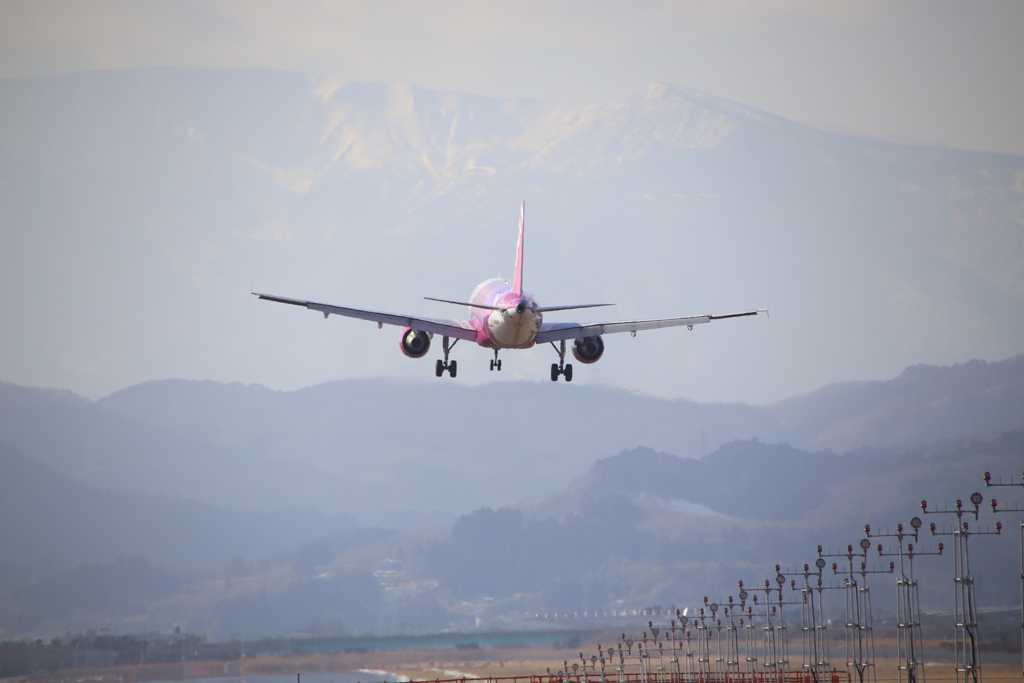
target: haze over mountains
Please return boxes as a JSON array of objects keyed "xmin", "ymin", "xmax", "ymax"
[
  {"xmin": 0, "ymin": 441, "xmax": 358, "ymax": 592},
  {"xmin": 2, "ymin": 357, "xmax": 1023, "ymax": 639},
  {"xmin": 2, "ymin": 355, "xmax": 1022, "ymax": 528},
  {"xmin": 1, "ymin": 68, "xmax": 1022, "ymax": 403},
  {"xmin": 2, "ymin": 67, "xmax": 1023, "ymax": 641}
]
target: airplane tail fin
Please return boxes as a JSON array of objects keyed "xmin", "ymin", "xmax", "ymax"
[{"xmin": 512, "ymin": 200, "xmax": 525, "ymax": 296}]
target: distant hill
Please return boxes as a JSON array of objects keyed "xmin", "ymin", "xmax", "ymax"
[
  {"xmin": 0, "ymin": 378, "xmax": 777, "ymax": 526},
  {"xmin": 2, "ymin": 428, "xmax": 1022, "ymax": 639},
  {"xmin": 766, "ymin": 355, "xmax": 1024, "ymax": 451},
  {"xmin": 0, "ymin": 440, "xmax": 356, "ymax": 593},
  {"xmin": 529, "ymin": 432, "xmax": 1024, "ymax": 527},
  {"xmin": 1, "ymin": 356, "xmax": 1022, "ymax": 527},
  {"xmin": 415, "ymin": 431, "xmax": 1024, "ymax": 622}
]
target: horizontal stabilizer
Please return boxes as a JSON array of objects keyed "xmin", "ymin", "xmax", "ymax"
[
  {"xmin": 534, "ymin": 303, "xmax": 615, "ymax": 313},
  {"xmin": 426, "ymin": 297, "xmax": 614, "ymax": 313},
  {"xmin": 424, "ymin": 296, "xmax": 503, "ymax": 311}
]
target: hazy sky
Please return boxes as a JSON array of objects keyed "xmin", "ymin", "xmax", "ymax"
[
  {"xmin": 2, "ymin": 0, "xmax": 1023, "ymax": 156},
  {"xmin": 1, "ymin": 1, "xmax": 1023, "ymax": 405}
]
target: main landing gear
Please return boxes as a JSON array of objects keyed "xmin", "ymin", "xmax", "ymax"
[
  {"xmin": 549, "ymin": 339, "xmax": 573, "ymax": 382},
  {"xmin": 435, "ymin": 336, "xmax": 458, "ymax": 378},
  {"xmin": 489, "ymin": 349, "xmax": 502, "ymax": 371}
]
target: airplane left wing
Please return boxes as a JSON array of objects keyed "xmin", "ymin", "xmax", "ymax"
[
  {"xmin": 253, "ymin": 292, "xmax": 478, "ymax": 341},
  {"xmin": 535, "ymin": 310, "xmax": 762, "ymax": 343}
]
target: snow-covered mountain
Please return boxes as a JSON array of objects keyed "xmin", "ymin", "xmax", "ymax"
[{"xmin": 1, "ymin": 68, "xmax": 1022, "ymax": 402}]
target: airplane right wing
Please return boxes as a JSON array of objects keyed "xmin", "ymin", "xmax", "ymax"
[
  {"xmin": 534, "ymin": 310, "xmax": 762, "ymax": 343},
  {"xmin": 254, "ymin": 292, "xmax": 478, "ymax": 341}
]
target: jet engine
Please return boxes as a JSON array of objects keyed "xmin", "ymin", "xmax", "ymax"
[
  {"xmin": 399, "ymin": 327, "xmax": 431, "ymax": 358},
  {"xmin": 572, "ymin": 335, "xmax": 604, "ymax": 364}
]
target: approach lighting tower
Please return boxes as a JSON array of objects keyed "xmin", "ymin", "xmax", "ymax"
[
  {"xmin": 921, "ymin": 493, "xmax": 1001, "ymax": 683},
  {"xmin": 785, "ymin": 559, "xmax": 832, "ymax": 683},
  {"xmin": 867, "ymin": 519, "xmax": 943, "ymax": 683},
  {"xmin": 985, "ymin": 470, "xmax": 1024, "ymax": 679},
  {"xmin": 819, "ymin": 538, "xmax": 892, "ymax": 683}
]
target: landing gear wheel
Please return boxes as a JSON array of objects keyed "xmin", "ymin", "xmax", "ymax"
[
  {"xmin": 549, "ymin": 339, "xmax": 574, "ymax": 382},
  {"xmin": 489, "ymin": 360, "xmax": 494, "ymax": 371},
  {"xmin": 436, "ymin": 336, "xmax": 458, "ymax": 378},
  {"xmin": 496, "ymin": 360, "xmax": 502, "ymax": 371}
]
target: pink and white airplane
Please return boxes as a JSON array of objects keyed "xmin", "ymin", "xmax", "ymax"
[{"xmin": 254, "ymin": 202, "xmax": 763, "ymax": 381}]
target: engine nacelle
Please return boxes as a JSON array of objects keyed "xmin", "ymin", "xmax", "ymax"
[
  {"xmin": 572, "ymin": 335, "xmax": 605, "ymax": 364},
  {"xmin": 399, "ymin": 327, "xmax": 431, "ymax": 358}
]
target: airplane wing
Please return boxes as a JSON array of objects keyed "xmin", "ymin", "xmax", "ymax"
[
  {"xmin": 534, "ymin": 310, "xmax": 762, "ymax": 343},
  {"xmin": 253, "ymin": 292, "xmax": 478, "ymax": 341}
]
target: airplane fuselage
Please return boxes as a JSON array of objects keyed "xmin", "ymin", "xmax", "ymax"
[{"xmin": 469, "ymin": 278, "xmax": 541, "ymax": 348}]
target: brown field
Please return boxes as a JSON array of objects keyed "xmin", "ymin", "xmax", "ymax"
[{"xmin": 23, "ymin": 648, "xmax": 1023, "ymax": 683}]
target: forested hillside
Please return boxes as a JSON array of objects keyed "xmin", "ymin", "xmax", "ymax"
[{"xmin": 3, "ymin": 430, "xmax": 1020, "ymax": 639}]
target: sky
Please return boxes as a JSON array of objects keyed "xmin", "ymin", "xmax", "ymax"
[
  {"xmin": 1, "ymin": 0, "xmax": 1023, "ymax": 156},
  {"xmin": 1, "ymin": 1, "xmax": 1023, "ymax": 405}
]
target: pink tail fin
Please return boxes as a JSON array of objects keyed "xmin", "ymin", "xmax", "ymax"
[{"xmin": 512, "ymin": 200, "xmax": 525, "ymax": 296}]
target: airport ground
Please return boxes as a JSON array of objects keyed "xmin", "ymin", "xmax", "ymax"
[{"xmin": 19, "ymin": 641, "xmax": 1023, "ymax": 683}]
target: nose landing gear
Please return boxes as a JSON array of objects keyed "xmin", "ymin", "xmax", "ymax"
[
  {"xmin": 435, "ymin": 336, "xmax": 458, "ymax": 378},
  {"xmin": 549, "ymin": 339, "xmax": 573, "ymax": 382},
  {"xmin": 489, "ymin": 349, "xmax": 502, "ymax": 371}
]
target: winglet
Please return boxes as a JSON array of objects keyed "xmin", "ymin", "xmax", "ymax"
[{"xmin": 512, "ymin": 200, "xmax": 525, "ymax": 296}]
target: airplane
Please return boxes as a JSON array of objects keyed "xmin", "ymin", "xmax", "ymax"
[{"xmin": 253, "ymin": 202, "xmax": 764, "ymax": 382}]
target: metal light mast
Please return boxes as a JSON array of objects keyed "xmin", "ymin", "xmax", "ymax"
[
  {"xmin": 984, "ymin": 470, "xmax": 1024, "ymax": 680},
  {"xmin": 921, "ymin": 493, "xmax": 1001, "ymax": 683},
  {"xmin": 867, "ymin": 518, "xmax": 943, "ymax": 683}
]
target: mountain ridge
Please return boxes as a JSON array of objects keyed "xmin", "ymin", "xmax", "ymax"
[
  {"xmin": 0, "ymin": 440, "xmax": 357, "ymax": 593},
  {"xmin": 2, "ymin": 397, "xmax": 1022, "ymax": 638},
  {"xmin": 1, "ymin": 354, "xmax": 1021, "ymax": 528}
]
